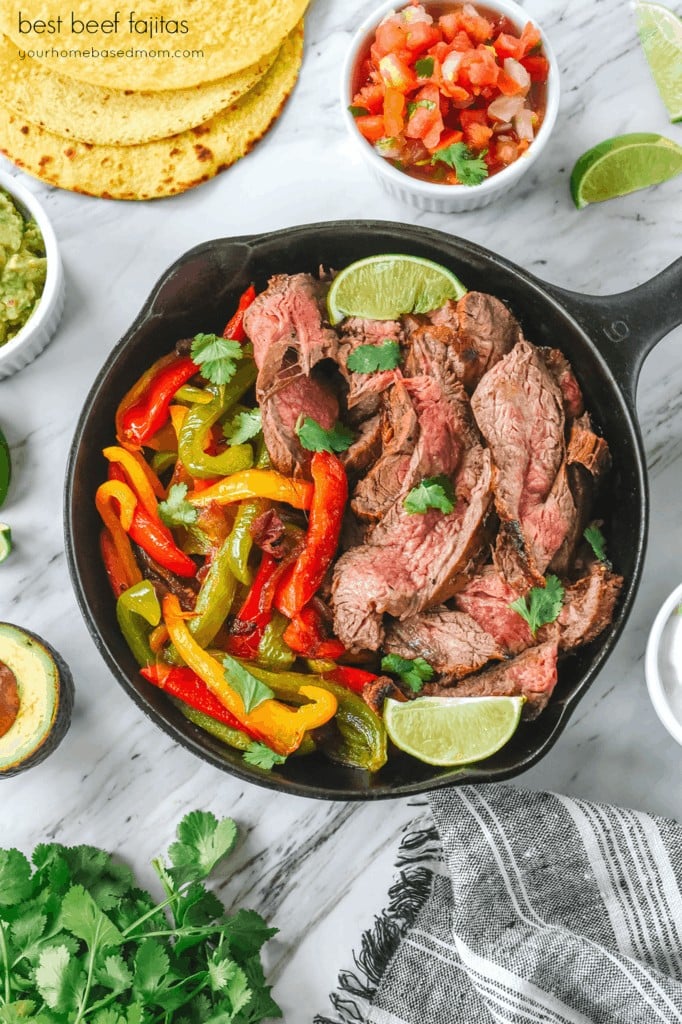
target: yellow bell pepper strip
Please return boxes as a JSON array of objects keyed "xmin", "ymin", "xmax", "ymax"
[
  {"xmin": 163, "ymin": 594, "xmax": 337, "ymax": 755},
  {"xmin": 190, "ymin": 534, "xmax": 238, "ymax": 648},
  {"xmin": 103, "ymin": 446, "xmax": 161, "ymax": 519},
  {"xmin": 169, "ymin": 404, "xmax": 188, "ymax": 440},
  {"xmin": 177, "ymin": 361, "xmax": 258, "ymax": 480},
  {"xmin": 116, "ymin": 581, "xmax": 161, "ymax": 667},
  {"xmin": 95, "ymin": 480, "xmax": 142, "ymax": 590},
  {"xmin": 189, "ymin": 470, "xmax": 313, "ymax": 510},
  {"xmin": 173, "ymin": 384, "xmax": 213, "ymax": 405}
]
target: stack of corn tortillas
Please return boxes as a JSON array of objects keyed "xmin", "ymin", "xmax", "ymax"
[{"xmin": 0, "ymin": 0, "xmax": 307, "ymax": 199}]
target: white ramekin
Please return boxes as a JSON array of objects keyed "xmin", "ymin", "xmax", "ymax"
[
  {"xmin": 342, "ymin": 0, "xmax": 561, "ymax": 213},
  {"xmin": 0, "ymin": 170, "xmax": 64, "ymax": 381},
  {"xmin": 645, "ymin": 582, "xmax": 682, "ymax": 747}
]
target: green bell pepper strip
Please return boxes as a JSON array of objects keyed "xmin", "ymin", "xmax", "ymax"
[
  {"xmin": 244, "ymin": 664, "xmax": 387, "ymax": 773},
  {"xmin": 257, "ymin": 613, "xmax": 296, "ymax": 670},
  {"xmin": 178, "ymin": 362, "xmax": 257, "ymax": 479},
  {"xmin": 0, "ymin": 426, "xmax": 11, "ymax": 509},
  {"xmin": 189, "ymin": 534, "xmax": 238, "ymax": 648},
  {"xmin": 173, "ymin": 384, "xmax": 213, "ymax": 405},
  {"xmin": 116, "ymin": 581, "xmax": 162, "ymax": 667},
  {"xmin": 226, "ymin": 498, "xmax": 267, "ymax": 585},
  {"xmin": 150, "ymin": 450, "xmax": 177, "ymax": 476},
  {"xmin": 176, "ymin": 700, "xmax": 252, "ymax": 752}
]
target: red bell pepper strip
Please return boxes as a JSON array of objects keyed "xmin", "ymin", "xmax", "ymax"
[
  {"xmin": 324, "ymin": 665, "xmax": 379, "ymax": 694},
  {"xmin": 99, "ymin": 527, "xmax": 133, "ymax": 599},
  {"xmin": 226, "ymin": 552, "xmax": 281, "ymax": 658},
  {"xmin": 128, "ymin": 502, "xmax": 198, "ymax": 578},
  {"xmin": 141, "ymin": 663, "xmax": 263, "ymax": 741},
  {"xmin": 275, "ymin": 452, "xmax": 348, "ymax": 619},
  {"xmin": 222, "ymin": 284, "xmax": 256, "ymax": 340},
  {"xmin": 119, "ymin": 357, "xmax": 198, "ymax": 448},
  {"xmin": 283, "ymin": 603, "xmax": 346, "ymax": 660}
]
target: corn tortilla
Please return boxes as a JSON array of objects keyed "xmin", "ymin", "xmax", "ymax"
[
  {"xmin": 1, "ymin": 0, "xmax": 308, "ymax": 90},
  {"xmin": 0, "ymin": 33, "xmax": 279, "ymax": 146},
  {"xmin": 0, "ymin": 25, "xmax": 303, "ymax": 200}
]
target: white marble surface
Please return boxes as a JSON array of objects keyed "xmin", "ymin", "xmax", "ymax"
[{"xmin": 0, "ymin": 0, "xmax": 681, "ymax": 1020}]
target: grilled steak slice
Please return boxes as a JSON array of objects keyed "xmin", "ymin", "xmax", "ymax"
[
  {"xmin": 551, "ymin": 563, "xmax": 622, "ymax": 650},
  {"xmin": 351, "ymin": 381, "xmax": 418, "ymax": 521},
  {"xmin": 341, "ymin": 413, "xmax": 382, "ymax": 478},
  {"xmin": 454, "ymin": 566, "xmax": 533, "ymax": 655},
  {"xmin": 332, "ymin": 444, "xmax": 493, "ymax": 651},
  {"xmin": 384, "ymin": 608, "xmax": 502, "ymax": 681},
  {"xmin": 257, "ymin": 360, "xmax": 339, "ymax": 476},
  {"xmin": 540, "ymin": 347, "xmax": 584, "ymax": 422},
  {"xmin": 339, "ymin": 317, "xmax": 403, "ymax": 420},
  {"xmin": 472, "ymin": 340, "xmax": 574, "ymax": 585},
  {"xmin": 422, "ymin": 641, "xmax": 559, "ymax": 719},
  {"xmin": 243, "ymin": 273, "xmax": 338, "ymax": 373}
]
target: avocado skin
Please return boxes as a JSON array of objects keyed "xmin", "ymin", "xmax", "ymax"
[{"xmin": 0, "ymin": 624, "xmax": 75, "ymax": 777}]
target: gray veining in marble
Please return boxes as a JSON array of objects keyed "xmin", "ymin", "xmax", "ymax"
[{"xmin": 0, "ymin": 0, "xmax": 681, "ymax": 1019}]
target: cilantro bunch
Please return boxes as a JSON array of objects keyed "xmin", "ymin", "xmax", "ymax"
[{"xmin": 0, "ymin": 812, "xmax": 281, "ymax": 1024}]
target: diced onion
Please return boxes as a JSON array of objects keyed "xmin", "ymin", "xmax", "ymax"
[
  {"xmin": 463, "ymin": 3, "xmax": 481, "ymax": 17},
  {"xmin": 375, "ymin": 136, "xmax": 404, "ymax": 159},
  {"xmin": 487, "ymin": 94, "xmax": 524, "ymax": 122},
  {"xmin": 513, "ymin": 108, "xmax": 535, "ymax": 140},
  {"xmin": 442, "ymin": 51, "xmax": 463, "ymax": 81},
  {"xmin": 401, "ymin": 3, "xmax": 433, "ymax": 23},
  {"xmin": 503, "ymin": 57, "xmax": 531, "ymax": 95}
]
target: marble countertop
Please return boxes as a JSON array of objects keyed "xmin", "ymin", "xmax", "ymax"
[{"xmin": 1, "ymin": 0, "xmax": 681, "ymax": 1019}]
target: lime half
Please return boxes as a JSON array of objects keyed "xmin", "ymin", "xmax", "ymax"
[
  {"xmin": 0, "ymin": 524, "xmax": 12, "ymax": 564},
  {"xmin": 570, "ymin": 133, "xmax": 682, "ymax": 208},
  {"xmin": 327, "ymin": 254, "xmax": 467, "ymax": 325},
  {"xmin": 635, "ymin": 1, "xmax": 682, "ymax": 122},
  {"xmin": 384, "ymin": 695, "xmax": 524, "ymax": 767},
  {"xmin": 0, "ymin": 427, "xmax": 10, "ymax": 509}
]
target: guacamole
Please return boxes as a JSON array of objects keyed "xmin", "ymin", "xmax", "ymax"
[{"xmin": 0, "ymin": 189, "xmax": 47, "ymax": 347}]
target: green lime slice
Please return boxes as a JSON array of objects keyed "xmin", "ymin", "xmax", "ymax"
[
  {"xmin": 383, "ymin": 695, "xmax": 524, "ymax": 767},
  {"xmin": 0, "ymin": 427, "xmax": 10, "ymax": 509},
  {"xmin": 570, "ymin": 132, "xmax": 682, "ymax": 208},
  {"xmin": 0, "ymin": 524, "xmax": 12, "ymax": 564},
  {"xmin": 327, "ymin": 254, "xmax": 467, "ymax": 326},
  {"xmin": 635, "ymin": 1, "xmax": 682, "ymax": 122}
]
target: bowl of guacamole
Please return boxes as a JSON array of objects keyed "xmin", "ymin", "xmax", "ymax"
[{"xmin": 0, "ymin": 170, "xmax": 63, "ymax": 381}]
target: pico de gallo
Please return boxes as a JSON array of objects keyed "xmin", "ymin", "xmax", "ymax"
[{"xmin": 350, "ymin": 1, "xmax": 550, "ymax": 185}]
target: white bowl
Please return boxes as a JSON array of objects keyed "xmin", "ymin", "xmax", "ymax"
[
  {"xmin": 0, "ymin": 170, "xmax": 64, "ymax": 381},
  {"xmin": 341, "ymin": 0, "xmax": 561, "ymax": 213},
  {"xmin": 645, "ymin": 582, "xmax": 682, "ymax": 746}
]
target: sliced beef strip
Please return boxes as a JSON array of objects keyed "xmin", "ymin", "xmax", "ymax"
[
  {"xmin": 137, "ymin": 548, "xmax": 199, "ymax": 611},
  {"xmin": 472, "ymin": 340, "xmax": 575, "ymax": 586},
  {"xmin": 422, "ymin": 641, "xmax": 559, "ymax": 719},
  {"xmin": 338, "ymin": 317, "xmax": 403, "ymax": 420},
  {"xmin": 341, "ymin": 413, "xmax": 382, "ymax": 478},
  {"xmin": 430, "ymin": 292, "xmax": 522, "ymax": 391},
  {"xmin": 332, "ymin": 445, "xmax": 493, "ymax": 651},
  {"xmin": 351, "ymin": 382, "xmax": 417, "ymax": 522},
  {"xmin": 454, "ymin": 566, "xmax": 533, "ymax": 656},
  {"xmin": 539, "ymin": 347, "xmax": 585, "ymax": 422},
  {"xmin": 383, "ymin": 607, "xmax": 503, "ymax": 682},
  {"xmin": 243, "ymin": 273, "xmax": 338, "ymax": 373}
]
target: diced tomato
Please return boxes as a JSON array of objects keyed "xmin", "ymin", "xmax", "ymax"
[
  {"xmin": 458, "ymin": 10, "xmax": 493, "ymax": 43},
  {"xmin": 493, "ymin": 32, "xmax": 520, "ymax": 60},
  {"xmin": 464, "ymin": 121, "xmax": 493, "ymax": 149},
  {"xmin": 437, "ymin": 128, "xmax": 464, "ymax": 149},
  {"xmin": 355, "ymin": 114, "xmax": 386, "ymax": 142},
  {"xmin": 378, "ymin": 52, "xmax": 417, "ymax": 92},
  {"xmin": 520, "ymin": 55, "xmax": 549, "ymax": 81},
  {"xmin": 384, "ymin": 87, "xmax": 406, "ymax": 136},
  {"xmin": 451, "ymin": 29, "xmax": 475, "ymax": 52},
  {"xmin": 459, "ymin": 46, "xmax": 499, "ymax": 88},
  {"xmin": 440, "ymin": 81, "xmax": 471, "ymax": 103},
  {"xmin": 404, "ymin": 83, "xmax": 444, "ymax": 150},
  {"xmin": 352, "ymin": 83, "xmax": 385, "ymax": 115},
  {"xmin": 518, "ymin": 21, "xmax": 542, "ymax": 57},
  {"xmin": 428, "ymin": 40, "xmax": 450, "ymax": 64},
  {"xmin": 496, "ymin": 69, "xmax": 527, "ymax": 96},
  {"xmin": 405, "ymin": 21, "xmax": 442, "ymax": 54},
  {"xmin": 459, "ymin": 107, "xmax": 488, "ymax": 128},
  {"xmin": 374, "ymin": 19, "xmax": 409, "ymax": 58}
]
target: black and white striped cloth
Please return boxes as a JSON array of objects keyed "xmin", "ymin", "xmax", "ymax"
[{"xmin": 316, "ymin": 786, "xmax": 682, "ymax": 1024}]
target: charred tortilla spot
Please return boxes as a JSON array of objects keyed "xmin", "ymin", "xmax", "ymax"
[
  {"xmin": 19, "ymin": 125, "xmax": 29, "ymax": 135},
  {"xmin": 194, "ymin": 145, "xmax": 213, "ymax": 162}
]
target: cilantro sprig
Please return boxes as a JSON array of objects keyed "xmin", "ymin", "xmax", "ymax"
[
  {"xmin": 403, "ymin": 475, "xmax": 455, "ymax": 515},
  {"xmin": 0, "ymin": 811, "xmax": 281, "ymax": 1023},
  {"xmin": 432, "ymin": 142, "xmax": 489, "ymax": 186},
  {"xmin": 190, "ymin": 333, "xmax": 244, "ymax": 386},
  {"xmin": 415, "ymin": 56, "xmax": 434, "ymax": 78},
  {"xmin": 583, "ymin": 522, "xmax": 609, "ymax": 564},
  {"xmin": 346, "ymin": 340, "xmax": 401, "ymax": 374},
  {"xmin": 223, "ymin": 408, "xmax": 262, "ymax": 446},
  {"xmin": 158, "ymin": 483, "xmax": 198, "ymax": 528},
  {"xmin": 295, "ymin": 416, "xmax": 354, "ymax": 454},
  {"xmin": 381, "ymin": 653, "xmax": 435, "ymax": 693},
  {"xmin": 223, "ymin": 656, "xmax": 274, "ymax": 714},
  {"xmin": 509, "ymin": 575, "xmax": 565, "ymax": 637}
]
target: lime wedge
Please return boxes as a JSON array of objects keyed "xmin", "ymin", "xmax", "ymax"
[
  {"xmin": 384, "ymin": 695, "xmax": 524, "ymax": 767},
  {"xmin": 570, "ymin": 133, "xmax": 682, "ymax": 208},
  {"xmin": 635, "ymin": 1, "xmax": 682, "ymax": 122},
  {"xmin": 0, "ymin": 524, "xmax": 12, "ymax": 564},
  {"xmin": 0, "ymin": 427, "xmax": 10, "ymax": 509},
  {"xmin": 327, "ymin": 254, "xmax": 467, "ymax": 326}
]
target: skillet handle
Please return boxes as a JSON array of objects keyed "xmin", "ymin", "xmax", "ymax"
[{"xmin": 539, "ymin": 257, "xmax": 682, "ymax": 409}]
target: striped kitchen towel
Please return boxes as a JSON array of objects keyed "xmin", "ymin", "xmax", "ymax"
[{"xmin": 316, "ymin": 786, "xmax": 682, "ymax": 1024}]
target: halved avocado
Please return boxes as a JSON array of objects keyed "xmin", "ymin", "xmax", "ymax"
[{"xmin": 0, "ymin": 623, "xmax": 74, "ymax": 777}]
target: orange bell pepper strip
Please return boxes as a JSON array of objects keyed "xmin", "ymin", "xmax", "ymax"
[
  {"xmin": 103, "ymin": 446, "xmax": 161, "ymax": 518},
  {"xmin": 188, "ymin": 470, "xmax": 313, "ymax": 510},
  {"xmin": 95, "ymin": 481, "xmax": 142, "ymax": 590},
  {"xmin": 163, "ymin": 594, "xmax": 337, "ymax": 755},
  {"xmin": 99, "ymin": 528, "xmax": 134, "ymax": 599}
]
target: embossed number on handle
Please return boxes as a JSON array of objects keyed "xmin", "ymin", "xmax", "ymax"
[{"xmin": 602, "ymin": 320, "xmax": 630, "ymax": 343}]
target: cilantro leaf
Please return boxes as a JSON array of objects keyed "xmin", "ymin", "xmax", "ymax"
[
  {"xmin": 381, "ymin": 653, "xmax": 435, "ymax": 693},
  {"xmin": 223, "ymin": 909, "xmax": 278, "ymax": 960},
  {"xmin": 59, "ymin": 846, "xmax": 136, "ymax": 912},
  {"xmin": 346, "ymin": 340, "xmax": 401, "ymax": 374},
  {"xmin": 132, "ymin": 939, "xmax": 170, "ymax": 1000},
  {"xmin": 415, "ymin": 56, "xmax": 434, "ymax": 77},
  {"xmin": 510, "ymin": 575, "xmax": 565, "ymax": 636},
  {"xmin": 158, "ymin": 483, "xmax": 199, "ymax": 528},
  {"xmin": 168, "ymin": 810, "xmax": 238, "ymax": 886},
  {"xmin": 432, "ymin": 142, "xmax": 489, "ymax": 186},
  {"xmin": 243, "ymin": 743, "xmax": 287, "ymax": 771},
  {"xmin": 348, "ymin": 104, "xmax": 369, "ymax": 116},
  {"xmin": 0, "ymin": 849, "xmax": 33, "ymax": 906},
  {"xmin": 295, "ymin": 416, "xmax": 354, "ymax": 454},
  {"xmin": 407, "ymin": 98, "xmax": 436, "ymax": 119},
  {"xmin": 61, "ymin": 884, "xmax": 124, "ymax": 950},
  {"xmin": 35, "ymin": 945, "xmax": 84, "ymax": 1013},
  {"xmin": 403, "ymin": 475, "xmax": 455, "ymax": 515},
  {"xmin": 0, "ymin": 1003, "xmax": 37, "ymax": 1023},
  {"xmin": 223, "ymin": 408, "xmax": 262, "ymax": 446},
  {"xmin": 96, "ymin": 953, "xmax": 134, "ymax": 994},
  {"xmin": 191, "ymin": 333, "xmax": 243, "ymax": 386},
  {"xmin": 223, "ymin": 655, "xmax": 275, "ymax": 715},
  {"xmin": 584, "ymin": 522, "xmax": 608, "ymax": 563}
]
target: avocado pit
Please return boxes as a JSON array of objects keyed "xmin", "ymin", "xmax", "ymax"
[{"xmin": 0, "ymin": 659, "xmax": 19, "ymax": 737}]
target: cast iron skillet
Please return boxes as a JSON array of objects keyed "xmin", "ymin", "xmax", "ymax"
[{"xmin": 64, "ymin": 221, "xmax": 682, "ymax": 801}]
